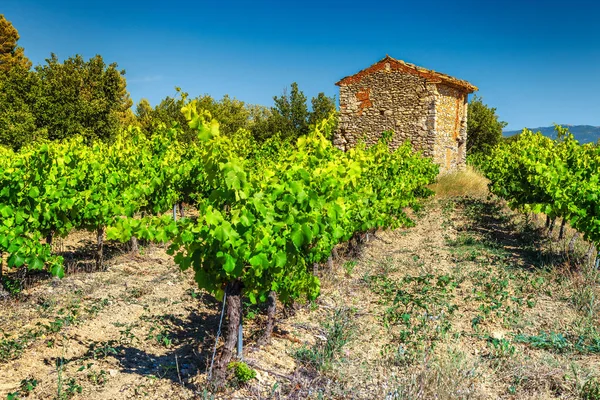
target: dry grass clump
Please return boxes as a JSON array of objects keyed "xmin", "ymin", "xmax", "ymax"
[
  {"xmin": 493, "ymin": 354, "xmax": 597, "ymax": 399},
  {"xmin": 387, "ymin": 350, "xmax": 484, "ymax": 400},
  {"xmin": 430, "ymin": 166, "xmax": 489, "ymax": 198}
]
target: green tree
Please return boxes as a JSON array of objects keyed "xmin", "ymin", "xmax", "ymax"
[
  {"xmin": 308, "ymin": 92, "xmax": 337, "ymax": 136},
  {"xmin": 141, "ymin": 89, "xmax": 201, "ymax": 142},
  {"xmin": 135, "ymin": 98, "xmax": 154, "ymax": 133},
  {"xmin": 467, "ymin": 95, "xmax": 507, "ymax": 154},
  {"xmin": 33, "ymin": 54, "xmax": 133, "ymax": 142},
  {"xmin": 0, "ymin": 15, "xmax": 31, "ymax": 72},
  {"xmin": 267, "ymin": 82, "xmax": 309, "ymax": 141},
  {"xmin": 151, "ymin": 90, "xmax": 190, "ymax": 129},
  {"xmin": 139, "ymin": 90, "xmax": 266, "ymax": 143},
  {"xmin": 247, "ymin": 104, "xmax": 272, "ymax": 141},
  {"xmin": 208, "ymin": 95, "xmax": 251, "ymax": 136},
  {"xmin": 0, "ymin": 15, "xmax": 38, "ymax": 149},
  {"xmin": 0, "ymin": 65, "xmax": 43, "ymax": 149}
]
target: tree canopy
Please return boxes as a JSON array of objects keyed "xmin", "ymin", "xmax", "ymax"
[
  {"xmin": 466, "ymin": 95, "xmax": 507, "ymax": 154},
  {"xmin": 308, "ymin": 92, "xmax": 337, "ymax": 137},
  {"xmin": 134, "ymin": 90, "xmax": 266, "ymax": 142},
  {"xmin": 0, "ymin": 65, "xmax": 42, "ymax": 149},
  {"xmin": 0, "ymin": 15, "xmax": 31, "ymax": 72},
  {"xmin": 33, "ymin": 54, "xmax": 132, "ymax": 142},
  {"xmin": 252, "ymin": 82, "xmax": 337, "ymax": 142}
]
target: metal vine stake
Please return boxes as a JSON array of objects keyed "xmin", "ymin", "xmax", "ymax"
[{"xmin": 208, "ymin": 292, "xmax": 227, "ymax": 380}]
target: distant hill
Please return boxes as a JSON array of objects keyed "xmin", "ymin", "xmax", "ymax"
[{"xmin": 503, "ymin": 125, "xmax": 600, "ymax": 144}]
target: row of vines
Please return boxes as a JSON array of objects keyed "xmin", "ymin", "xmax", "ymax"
[
  {"xmin": 475, "ymin": 126, "xmax": 600, "ymax": 261},
  {"xmin": 0, "ymin": 103, "xmax": 439, "ymax": 378}
]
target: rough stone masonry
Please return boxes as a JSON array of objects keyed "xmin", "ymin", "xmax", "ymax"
[{"xmin": 335, "ymin": 56, "xmax": 478, "ymax": 173}]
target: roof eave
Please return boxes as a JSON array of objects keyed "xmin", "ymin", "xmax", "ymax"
[{"xmin": 335, "ymin": 55, "xmax": 478, "ymax": 93}]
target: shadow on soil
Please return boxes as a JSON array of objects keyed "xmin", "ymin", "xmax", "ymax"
[
  {"xmin": 2, "ymin": 239, "xmax": 142, "ymax": 295},
  {"xmin": 54, "ymin": 292, "xmax": 222, "ymax": 388},
  {"xmin": 118, "ymin": 317, "xmax": 219, "ymax": 385},
  {"xmin": 116, "ymin": 292, "xmax": 221, "ymax": 384},
  {"xmin": 454, "ymin": 197, "xmax": 583, "ymax": 270}
]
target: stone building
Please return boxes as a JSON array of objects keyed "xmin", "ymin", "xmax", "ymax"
[{"xmin": 334, "ymin": 55, "xmax": 477, "ymax": 173}]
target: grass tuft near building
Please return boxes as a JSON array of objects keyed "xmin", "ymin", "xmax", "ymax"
[{"xmin": 429, "ymin": 165, "xmax": 489, "ymax": 198}]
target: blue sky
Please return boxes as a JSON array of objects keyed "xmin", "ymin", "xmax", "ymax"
[{"xmin": 3, "ymin": 0, "xmax": 599, "ymax": 130}]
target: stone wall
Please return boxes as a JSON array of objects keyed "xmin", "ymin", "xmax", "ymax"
[
  {"xmin": 334, "ymin": 65, "xmax": 437, "ymax": 157},
  {"xmin": 432, "ymin": 84, "xmax": 468, "ymax": 173}
]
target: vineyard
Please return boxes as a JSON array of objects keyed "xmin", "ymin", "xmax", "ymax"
[
  {"xmin": 3, "ymin": 119, "xmax": 600, "ymax": 399},
  {"xmin": 475, "ymin": 126, "xmax": 600, "ymax": 262},
  {"xmin": 0, "ymin": 103, "xmax": 439, "ymax": 393}
]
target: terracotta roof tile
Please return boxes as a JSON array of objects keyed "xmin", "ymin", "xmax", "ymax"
[{"xmin": 336, "ymin": 55, "xmax": 478, "ymax": 93}]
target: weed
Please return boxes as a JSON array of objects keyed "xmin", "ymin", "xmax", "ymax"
[
  {"xmin": 430, "ymin": 166, "xmax": 489, "ymax": 199},
  {"xmin": 36, "ymin": 297, "xmax": 57, "ymax": 315},
  {"xmin": 515, "ymin": 331, "xmax": 570, "ymax": 353},
  {"xmin": 367, "ymin": 273, "xmax": 458, "ymax": 365},
  {"xmin": 294, "ymin": 308, "xmax": 355, "ymax": 371},
  {"xmin": 6, "ymin": 377, "xmax": 38, "ymax": 399},
  {"xmin": 1, "ymin": 276, "xmax": 22, "ymax": 296},
  {"xmin": 140, "ymin": 315, "xmax": 176, "ymax": 347},
  {"xmin": 118, "ymin": 324, "xmax": 138, "ymax": 345},
  {"xmin": 89, "ymin": 369, "xmax": 109, "ymax": 386},
  {"xmin": 20, "ymin": 378, "xmax": 38, "ymax": 394},
  {"xmin": 146, "ymin": 326, "xmax": 172, "ymax": 347},
  {"xmin": 157, "ymin": 362, "xmax": 177, "ymax": 378},
  {"xmin": 228, "ymin": 361, "xmax": 256, "ymax": 383},
  {"xmin": 343, "ymin": 260, "xmax": 357, "ymax": 276},
  {"xmin": 512, "ymin": 331, "xmax": 600, "ymax": 354},
  {"xmin": 581, "ymin": 377, "xmax": 600, "ymax": 400},
  {"xmin": 441, "ymin": 199, "xmax": 456, "ymax": 216},
  {"xmin": 243, "ymin": 300, "xmax": 262, "ymax": 321},
  {"xmin": 486, "ymin": 337, "xmax": 516, "ymax": 359},
  {"xmin": 87, "ymin": 340, "xmax": 118, "ymax": 359},
  {"xmin": 63, "ymin": 378, "xmax": 82, "ymax": 398},
  {"xmin": 79, "ymin": 363, "xmax": 108, "ymax": 386},
  {"xmin": 201, "ymin": 389, "xmax": 216, "ymax": 400},
  {"xmin": 569, "ymin": 264, "xmax": 600, "ymax": 319},
  {"xmin": 84, "ymin": 298, "xmax": 110, "ymax": 317},
  {"xmin": 447, "ymin": 232, "xmax": 509, "ymax": 264},
  {"xmin": 129, "ymin": 287, "xmax": 145, "ymax": 298},
  {"xmin": 0, "ymin": 336, "xmax": 26, "ymax": 362},
  {"xmin": 465, "ymin": 269, "xmax": 536, "ymax": 330},
  {"xmin": 47, "ymin": 314, "xmax": 77, "ymax": 333}
]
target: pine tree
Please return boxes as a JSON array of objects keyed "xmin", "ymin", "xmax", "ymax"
[{"xmin": 0, "ymin": 15, "xmax": 32, "ymax": 72}]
